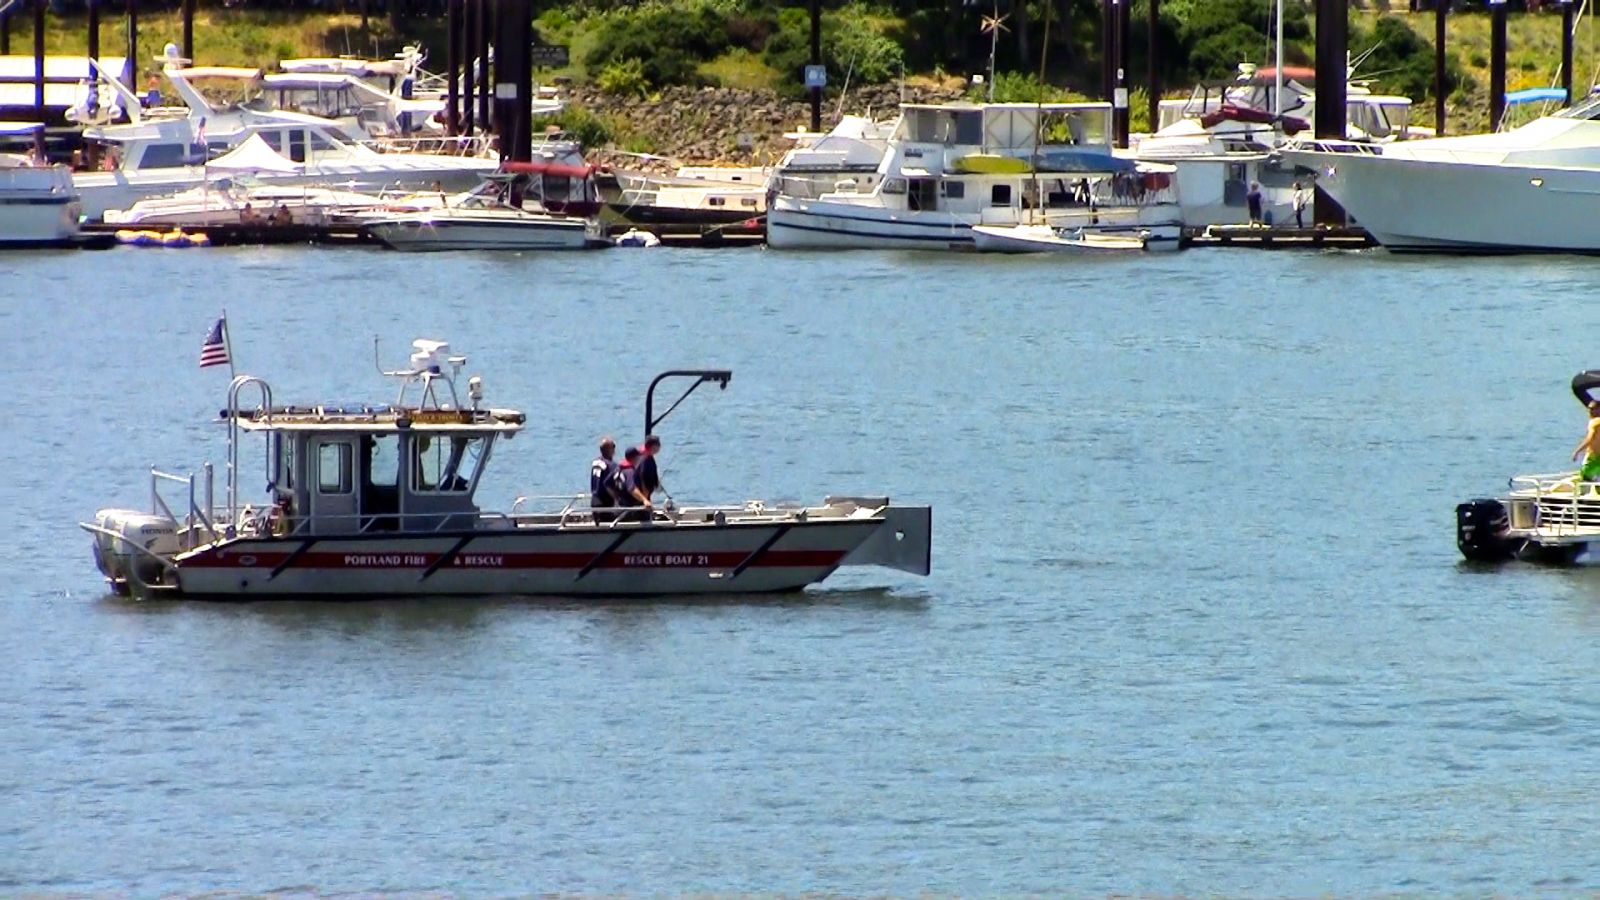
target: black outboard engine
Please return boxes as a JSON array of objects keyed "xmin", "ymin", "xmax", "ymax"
[{"xmin": 1457, "ymin": 498, "xmax": 1517, "ymax": 562}]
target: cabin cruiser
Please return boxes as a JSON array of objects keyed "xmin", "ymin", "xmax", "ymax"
[
  {"xmin": 360, "ymin": 167, "xmax": 605, "ymax": 250},
  {"xmin": 1136, "ymin": 65, "xmax": 1417, "ymax": 228},
  {"xmin": 1458, "ymin": 371, "xmax": 1600, "ymax": 565},
  {"xmin": 0, "ymin": 121, "xmax": 82, "ymax": 246},
  {"xmin": 81, "ymin": 340, "xmax": 931, "ymax": 599},
  {"xmin": 767, "ymin": 114, "xmax": 896, "ymax": 202},
  {"xmin": 74, "ymin": 60, "xmax": 499, "ymax": 219},
  {"xmin": 1283, "ymin": 94, "xmax": 1600, "ymax": 253},
  {"xmin": 604, "ymin": 164, "xmax": 768, "ymax": 227},
  {"xmin": 768, "ymin": 102, "xmax": 1181, "ymax": 250}
]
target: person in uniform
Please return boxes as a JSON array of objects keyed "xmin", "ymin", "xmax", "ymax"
[
  {"xmin": 614, "ymin": 447, "xmax": 651, "ymax": 521},
  {"xmin": 635, "ymin": 435, "xmax": 663, "ymax": 503},
  {"xmin": 590, "ymin": 437, "xmax": 619, "ymax": 519}
]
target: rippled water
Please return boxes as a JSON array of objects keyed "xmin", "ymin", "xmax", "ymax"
[{"xmin": 6, "ymin": 245, "xmax": 1600, "ymax": 893}]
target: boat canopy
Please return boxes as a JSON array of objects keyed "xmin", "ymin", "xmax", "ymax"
[
  {"xmin": 207, "ymin": 133, "xmax": 303, "ymax": 173},
  {"xmin": 1572, "ymin": 370, "xmax": 1600, "ymax": 406},
  {"xmin": 1032, "ymin": 148, "xmax": 1138, "ymax": 174},
  {"xmin": 501, "ymin": 159, "xmax": 594, "ymax": 178}
]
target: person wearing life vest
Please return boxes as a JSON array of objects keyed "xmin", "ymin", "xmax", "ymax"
[
  {"xmin": 613, "ymin": 446, "xmax": 652, "ymax": 521},
  {"xmin": 635, "ymin": 434, "xmax": 663, "ymax": 503},
  {"xmin": 589, "ymin": 436, "xmax": 619, "ymax": 520}
]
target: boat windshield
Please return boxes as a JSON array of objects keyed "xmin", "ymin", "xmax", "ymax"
[{"xmin": 1557, "ymin": 95, "xmax": 1600, "ymax": 120}]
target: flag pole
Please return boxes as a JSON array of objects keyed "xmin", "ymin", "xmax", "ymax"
[{"xmin": 221, "ymin": 308, "xmax": 237, "ymax": 380}]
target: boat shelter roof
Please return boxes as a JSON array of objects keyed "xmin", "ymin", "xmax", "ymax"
[{"xmin": 232, "ymin": 405, "xmax": 526, "ymax": 434}]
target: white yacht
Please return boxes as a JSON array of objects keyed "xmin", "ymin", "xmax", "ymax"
[
  {"xmin": 767, "ymin": 102, "xmax": 1181, "ymax": 250},
  {"xmin": 1136, "ymin": 65, "xmax": 1417, "ymax": 228},
  {"xmin": 76, "ymin": 61, "xmax": 498, "ymax": 220},
  {"xmin": 0, "ymin": 122, "xmax": 81, "ymax": 246},
  {"xmin": 1282, "ymin": 95, "xmax": 1600, "ymax": 253}
]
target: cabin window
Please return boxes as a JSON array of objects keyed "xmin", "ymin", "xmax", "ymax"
[
  {"xmin": 941, "ymin": 180, "xmax": 965, "ymax": 199},
  {"xmin": 881, "ymin": 178, "xmax": 907, "ymax": 195},
  {"xmin": 412, "ymin": 435, "xmax": 486, "ymax": 493},
  {"xmin": 307, "ymin": 131, "xmax": 337, "ymax": 153},
  {"xmin": 991, "ymin": 184, "xmax": 1012, "ymax": 206},
  {"xmin": 708, "ymin": 197, "xmax": 726, "ymax": 207},
  {"xmin": 288, "ymin": 129, "xmax": 308, "ymax": 163},
  {"xmin": 260, "ymin": 131, "xmax": 284, "ymax": 153},
  {"xmin": 136, "ymin": 143, "xmax": 193, "ymax": 170},
  {"xmin": 317, "ymin": 442, "xmax": 353, "ymax": 494},
  {"xmin": 907, "ymin": 178, "xmax": 938, "ymax": 211},
  {"xmin": 741, "ymin": 198, "xmax": 757, "ymax": 207}
]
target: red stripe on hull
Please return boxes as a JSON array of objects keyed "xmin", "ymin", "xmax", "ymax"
[{"xmin": 181, "ymin": 548, "xmax": 848, "ymax": 570}]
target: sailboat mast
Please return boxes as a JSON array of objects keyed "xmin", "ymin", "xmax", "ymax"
[{"xmin": 1274, "ymin": 0, "xmax": 1284, "ymax": 118}]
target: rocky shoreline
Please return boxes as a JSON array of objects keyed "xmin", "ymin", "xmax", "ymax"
[{"xmin": 561, "ymin": 83, "xmax": 967, "ymax": 167}]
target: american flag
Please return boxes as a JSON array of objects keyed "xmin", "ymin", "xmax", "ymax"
[{"xmin": 199, "ymin": 317, "xmax": 230, "ymax": 368}]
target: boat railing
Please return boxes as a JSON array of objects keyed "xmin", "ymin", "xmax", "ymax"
[
  {"xmin": 363, "ymin": 134, "xmax": 495, "ymax": 158},
  {"xmin": 150, "ymin": 463, "xmax": 220, "ymax": 550},
  {"xmin": 1507, "ymin": 471, "xmax": 1600, "ymax": 537}
]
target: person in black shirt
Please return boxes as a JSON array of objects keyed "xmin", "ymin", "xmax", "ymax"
[
  {"xmin": 635, "ymin": 434, "xmax": 662, "ymax": 503},
  {"xmin": 589, "ymin": 436, "xmax": 618, "ymax": 519},
  {"xmin": 614, "ymin": 446, "xmax": 651, "ymax": 521}
]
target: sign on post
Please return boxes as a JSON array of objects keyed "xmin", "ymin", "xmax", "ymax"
[
  {"xmin": 530, "ymin": 44, "xmax": 570, "ymax": 68},
  {"xmin": 804, "ymin": 64, "xmax": 827, "ymax": 89}
]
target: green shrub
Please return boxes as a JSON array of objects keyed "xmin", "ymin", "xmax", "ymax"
[
  {"xmin": 539, "ymin": 105, "xmax": 613, "ymax": 148},
  {"xmin": 597, "ymin": 57, "xmax": 650, "ymax": 97},
  {"xmin": 583, "ymin": 0, "xmax": 734, "ymax": 87}
]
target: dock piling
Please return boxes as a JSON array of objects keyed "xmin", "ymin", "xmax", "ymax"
[
  {"xmin": 1562, "ymin": 0, "xmax": 1575, "ymax": 107},
  {"xmin": 32, "ymin": 0, "xmax": 45, "ymax": 119},
  {"xmin": 1489, "ymin": 0, "xmax": 1506, "ymax": 131},
  {"xmin": 1433, "ymin": 0, "xmax": 1446, "ymax": 134},
  {"xmin": 1146, "ymin": 0, "xmax": 1159, "ymax": 136},
  {"xmin": 446, "ymin": 0, "xmax": 460, "ymax": 135}
]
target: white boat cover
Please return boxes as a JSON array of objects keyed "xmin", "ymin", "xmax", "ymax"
[{"xmin": 206, "ymin": 134, "xmax": 303, "ymax": 173}]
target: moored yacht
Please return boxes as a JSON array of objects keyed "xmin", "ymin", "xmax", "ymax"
[
  {"xmin": 74, "ymin": 60, "xmax": 499, "ymax": 220},
  {"xmin": 82, "ymin": 339, "xmax": 931, "ymax": 599},
  {"xmin": 1284, "ymin": 95, "xmax": 1600, "ymax": 253},
  {"xmin": 360, "ymin": 168, "xmax": 605, "ymax": 251},
  {"xmin": 767, "ymin": 102, "xmax": 1182, "ymax": 250},
  {"xmin": 0, "ymin": 121, "xmax": 82, "ymax": 247}
]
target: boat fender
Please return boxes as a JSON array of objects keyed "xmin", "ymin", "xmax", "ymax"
[
  {"xmin": 238, "ymin": 503, "xmax": 259, "ymax": 537},
  {"xmin": 1456, "ymin": 499, "xmax": 1516, "ymax": 563}
]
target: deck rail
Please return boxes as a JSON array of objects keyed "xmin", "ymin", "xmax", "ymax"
[{"xmin": 1508, "ymin": 471, "xmax": 1600, "ymax": 536}]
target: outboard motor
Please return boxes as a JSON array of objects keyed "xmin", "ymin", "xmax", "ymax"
[{"xmin": 1457, "ymin": 498, "xmax": 1517, "ymax": 563}]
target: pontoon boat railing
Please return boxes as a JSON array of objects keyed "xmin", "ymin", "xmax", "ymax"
[{"xmin": 1508, "ymin": 472, "xmax": 1600, "ymax": 537}]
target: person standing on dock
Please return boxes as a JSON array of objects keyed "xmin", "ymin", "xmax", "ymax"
[
  {"xmin": 1247, "ymin": 182, "xmax": 1264, "ymax": 227},
  {"xmin": 1292, "ymin": 181, "xmax": 1310, "ymax": 229},
  {"xmin": 1573, "ymin": 402, "xmax": 1600, "ymax": 482}
]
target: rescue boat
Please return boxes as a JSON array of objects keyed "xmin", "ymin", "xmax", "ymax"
[
  {"xmin": 82, "ymin": 339, "xmax": 932, "ymax": 599},
  {"xmin": 1457, "ymin": 370, "xmax": 1600, "ymax": 566}
]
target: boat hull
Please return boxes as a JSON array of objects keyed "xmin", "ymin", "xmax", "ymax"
[
  {"xmin": 768, "ymin": 197, "xmax": 1181, "ymax": 251},
  {"xmin": 119, "ymin": 511, "xmax": 929, "ymax": 598},
  {"xmin": 971, "ymin": 224, "xmax": 1148, "ymax": 253},
  {"xmin": 0, "ymin": 165, "xmax": 81, "ymax": 246},
  {"xmin": 365, "ymin": 216, "xmax": 596, "ymax": 251},
  {"xmin": 1285, "ymin": 148, "xmax": 1600, "ymax": 253}
]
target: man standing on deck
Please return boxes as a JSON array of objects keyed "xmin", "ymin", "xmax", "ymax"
[
  {"xmin": 1247, "ymin": 182, "xmax": 1264, "ymax": 227},
  {"xmin": 590, "ymin": 437, "xmax": 619, "ymax": 517},
  {"xmin": 635, "ymin": 435, "xmax": 663, "ymax": 504},
  {"xmin": 614, "ymin": 447, "xmax": 652, "ymax": 521},
  {"xmin": 1573, "ymin": 402, "xmax": 1600, "ymax": 481},
  {"xmin": 1292, "ymin": 180, "xmax": 1309, "ymax": 229}
]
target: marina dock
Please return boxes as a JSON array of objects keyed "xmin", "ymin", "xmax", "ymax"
[{"xmin": 1182, "ymin": 225, "xmax": 1376, "ymax": 250}]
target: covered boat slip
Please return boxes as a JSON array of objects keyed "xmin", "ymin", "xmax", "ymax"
[{"xmin": 84, "ymin": 342, "xmax": 931, "ymax": 598}]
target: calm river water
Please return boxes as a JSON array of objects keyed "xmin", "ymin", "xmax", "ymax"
[{"xmin": 5, "ymin": 244, "xmax": 1600, "ymax": 894}]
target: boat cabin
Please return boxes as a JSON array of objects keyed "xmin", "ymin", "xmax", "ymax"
[{"xmin": 230, "ymin": 341, "xmax": 525, "ymax": 536}]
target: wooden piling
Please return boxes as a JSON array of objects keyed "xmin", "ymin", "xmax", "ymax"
[
  {"xmin": 1562, "ymin": 0, "xmax": 1575, "ymax": 107},
  {"xmin": 1433, "ymin": 0, "xmax": 1446, "ymax": 134},
  {"xmin": 445, "ymin": 0, "xmax": 460, "ymax": 135},
  {"xmin": 1489, "ymin": 0, "xmax": 1506, "ymax": 131},
  {"xmin": 1146, "ymin": 0, "xmax": 1160, "ymax": 136}
]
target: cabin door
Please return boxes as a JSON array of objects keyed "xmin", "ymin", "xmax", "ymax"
[{"xmin": 310, "ymin": 438, "xmax": 359, "ymax": 534}]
